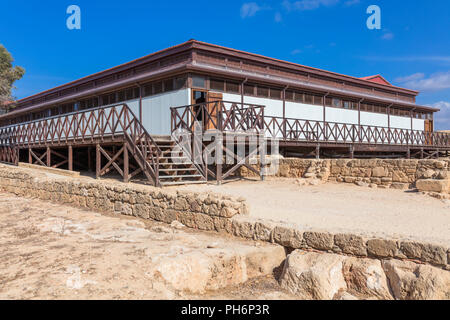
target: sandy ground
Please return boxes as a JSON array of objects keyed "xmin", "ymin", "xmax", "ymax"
[
  {"xmin": 178, "ymin": 178, "xmax": 450, "ymax": 246},
  {"xmin": 0, "ymin": 193, "xmax": 294, "ymax": 300}
]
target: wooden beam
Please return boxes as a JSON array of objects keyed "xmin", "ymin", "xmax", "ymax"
[
  {"xmin": 96, "ymin": 144, "xmax": 101, "ymax": 179},
  {"xmin": 99, "ymin": 145, "xmax": 124, "ymax": 177},
  {"xmin": 46, "ymin": 147, "xmax": 51, "ymax": 167},
  {"xmin": 68, "ymin": 145, "xmax": 73, "ymax": 171},
  {"xmin": 123, "ymin": 142, "xmax": 129, "ymax": 183}
]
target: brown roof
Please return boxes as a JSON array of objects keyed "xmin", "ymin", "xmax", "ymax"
[
  {"xmin": 16, "ymin": 40, "xmax": 421, "ymax": 105},
  {"xmin": 360, "ymin": 75, "xmax": 392, "ymax": 86}
]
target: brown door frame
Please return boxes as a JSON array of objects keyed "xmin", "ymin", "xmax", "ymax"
[{"xmin": 191, "ymin": 89, "xmax": 208, "ymax": 131}]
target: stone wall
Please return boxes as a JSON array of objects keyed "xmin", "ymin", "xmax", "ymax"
[
  {"xmin": 228, "ymin": 216, "xmax": 450, "ymax": 271},
  {"xmin": 0, "ymin": 163, "xmax": 449, "ymax": 271},
  {"xmin": 240, "ymin": 158, "xmax": 450, "ymax": 191},
  {"xmin": 0, "ymin": 164, "xmax": 248, "ymax": 228}
]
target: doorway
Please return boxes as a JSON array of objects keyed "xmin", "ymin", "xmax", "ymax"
[{"xmin": 191, "ymin": 90, "xmax": 223, "ymax": 131}]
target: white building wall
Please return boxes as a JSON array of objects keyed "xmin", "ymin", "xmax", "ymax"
[
  {"xmin": 125, "ymin": 98, "xmax": 140, "ymax": 119},
  {"xmin": 360, "ymin": 111, "xmax": 388, "ymax": 127},
  {"xmin": 412, "ymin": 118, "xmax": 425, "ymax": 131},
  {"xmin": 325, "ymin": 107, "xmax": 358, "ymax": 125},
  {"xmin": 285, "ymin": 102, "xmax": 323, "ymax": 121},
  {"xmin": 390, "ymin": 115, "xmax": 411, "ymax": 130},
  {"xmin": 141, "ymin": 89, "xmax": 190, "ymax": 135}
]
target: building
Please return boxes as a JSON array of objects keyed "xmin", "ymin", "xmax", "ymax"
[{"xmin": 0, "ymin": 40, "xmax": 449, "ymax": 186}]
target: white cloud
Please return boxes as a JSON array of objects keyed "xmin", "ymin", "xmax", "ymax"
[
  {"xmin": 283, "ymin": 0, "xmax": 339, "ymax": 11},
  {"xmin": 360, "ymin": 56, "xmax": 450, "ymax": 63},
  {"xmin": 240, "ymin": 2, "xmax": 262, "ymax": 18},
  {"xmin": 291, "ymin": 49, "xmax": 302, "ymax": 55},
  {"xmin": 274, "ymin": 12, "xmax": 282, "ymax": 22},
  {"xmin": 344, "ymin": 0, "xmax": 360, "ymax": 6},
  {"xmin": 381, "ymin": 32, "xmax": 394, "ymax": 40},
  {"xmin": 396, "ymin": 71, "xmax": 450, "ymax": 91},
  {"xmin": 428, "ymin": 101, "xmax": 450, "ymax": 130},
  {"xmin": 395, "ymin": 73, "xmax": 425, "ymax": 83}
]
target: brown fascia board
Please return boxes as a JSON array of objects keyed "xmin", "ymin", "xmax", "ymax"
[
  {"xmin": 186, "ymin": 63, "xmax": 439, "ymax": 113},
  {"xmin": 18, "ymin": 39, "xmax": 417, "ymax": 107},
  {"xmin": 190, "ymin": 40, "xmax": 419, "ymax": 96},
  {"xmin": 11, "ymin": 39, "xmax": 434, "ymax": 119},
  {"xmin": 15, "ymin": 40, "xmax": 196, "ymax": 105},
  {"xmin": 1, "ymin": 64, "xmax": 189, "ymax": 120}
]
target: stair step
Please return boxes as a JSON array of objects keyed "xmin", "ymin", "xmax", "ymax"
[
  {"xmin": 160, "ymin": 180, "xmax": 206, "ymax": 186},
  {"xmin": 159, "ymin": 156, "xmax": 189, "ymax": 160},
  {"xmin": 159, "ymin": 174, "xmax": 203, "ymax": 180},
  {"xmin": 151, "ymin": 138, "xmax": 205, "ymax": 186},
  {"xmin": 159, "ymin": 168, "xmax": 198, "ymax": 172}
]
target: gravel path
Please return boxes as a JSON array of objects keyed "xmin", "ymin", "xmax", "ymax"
[{"xmin": 178, "ymin": 178, "xmax": 450, "ymax": 246}]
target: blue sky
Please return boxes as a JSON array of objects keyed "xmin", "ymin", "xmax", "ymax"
[{"xmin": 1, "ymin": 0, "xmax": 449, "ymax": 129}]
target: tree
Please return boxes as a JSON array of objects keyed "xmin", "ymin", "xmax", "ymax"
[{"xmin": 0, "ymin": 44, "xmax": 25, "ymax": 112}]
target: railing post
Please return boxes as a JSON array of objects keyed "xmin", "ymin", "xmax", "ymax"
[
  {"xmin": 123, "ymin": 141, "xmax": 129, "ymax": 183},
  {"xmin": 96, "ymin": 144, "xmax": 101, "ymax": 179},
  {"xmin": 46, "ymin": 147, "xmax": 51, "ymax": 167},
  {"xmin": 68, "ymin": 145, "xmax": 73, "ymax": 171}
]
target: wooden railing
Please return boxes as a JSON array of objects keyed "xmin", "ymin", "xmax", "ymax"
[
  {"xmin": 0, "ymin": 103, "xmax": 161, "ymax": 186},
  {"xmin": 264, "ymin": 116, "xmax": 450, "ymax": 147},
  {"xmin": 170, "ymin": 101, "xmax": 265, "ymax": 182},
  {"xmin": 171, "ymin": 100, "xmax": 265, "ymax": 134}
]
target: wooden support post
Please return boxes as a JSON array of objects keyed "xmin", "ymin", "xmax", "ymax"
[
  {"xmin": 216, "ymin": 164, "xmax": 222, "ymax": 185},
  {"xmin": 349, "ymin": 145, "xmax": 354, "ymax": 159},
  {"xmin": 259, "ymin": 135, "xmax": 266, "ymax": 181},
  {"xmin": 28, "ymin": 148, "xmax": 32, "ymax": 164},
  {"xmin": 96, "ymin": 144, "xmax": 101, "ymax": 179},
  {"xmin": 406, "ymin": 148, "xmax": 411, "ymax": 159},
  {"xmin": 68, "ymin": 145, "xmax": 73, "ymax": 171},
  {"xmin": 123, "ymin": 142, "xmax": 129, "ymax": 183},
  {"xmin": 420, "ymin": 148, "xmax": 424, "ymax": 159},
  {"xmin": 46, "ymin": 147, "xmax": 51, "ymax": 167},
  {"xmin": 315, "ymin": 144, "xmax": 320, "ymax": 160},
  {"xmin": 88, "ymin": 146, "xmax": 93, "ymax": 172}
]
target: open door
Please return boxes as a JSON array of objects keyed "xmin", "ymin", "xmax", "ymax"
[
  {"xmin": 191, "ymin": 90, "xmax": 207, "ymax": 131},
  {"xmin": 425, "ymin": 120, "xmax": 433, "ymax": 145},
  {"xmin": 206, "ymin": 92, "xmax": 223, "ymax": 131}
]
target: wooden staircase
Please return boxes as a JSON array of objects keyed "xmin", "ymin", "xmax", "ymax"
[{"xmin": 154, "ymin": 137, "xmax": 206, "ymax": 186}]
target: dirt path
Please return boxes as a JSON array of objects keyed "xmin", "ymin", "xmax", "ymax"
[
  {"xmin": 0, "ymin": 193, "xmax": 293, "ymax": 300},
  {"xmin": 178, "ymin": 178, "xmax": 450, "ymax": 246}
]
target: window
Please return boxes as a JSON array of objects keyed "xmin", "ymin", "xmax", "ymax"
[
  {"xmin": 192, "ymin": 75, "xmax": 206, "ymax": 88},
  {"xmin": 244, "ymin": 83, "xmax": 255, "ymax": 95},
  {"xmin": 154, "ymin": 81, "xmax": 162, "ymax": 94},
  {"xmin": 125, "ymin": 87, "xmax": 139, "ymax": 100},
  {"xmin": 343, "ymin": 101, "xmax": 350, "ymax": 109},
  {"xmin": 325, "ymin": 97, "xmax": 332, "ymax": 107},
  {"xmin": 270, "ymin": 88, "xmax": 282, "ymax": 100},
  {"xmin": 294, "ymin": 92, "xmax": 304, "ymax": 103},
  {"xmin": 226, "ymin": 81, "xmax": 240, "ymax": 94},
  {"xmin": 304, "ymin": 94, "xmax": 313, "ymax": 104},
  {"xmin": 117, "ymin": 90, "xmax": 125, "ymax": 102},
  {"xmin": 174, "ymin": 77, "xmax": 187, "ymax": 90},
  {"xmin": 285, "ymin": 90, "xmax": 294, "ymax": 101},
  {"xmin": 257, "ymin": 86, "xmax": 269, "ymax": 97},
  {"xmin": 332, "ymin": 98, "xmax": 341, "ymax": 108},
  {"xmin": 313, "ymin": 95, "xmax": 323, "ymax": 106},
  {"xmin": 163, "ymin": 79, "xmax": 173, "ymax": 92},
  {"xmin": 210, "ymin": 78, "xmax": 225, "ymax": 91},
  {"xmin": 143, "ymin": 83, "xmax": 153, "ymax": 97}
]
